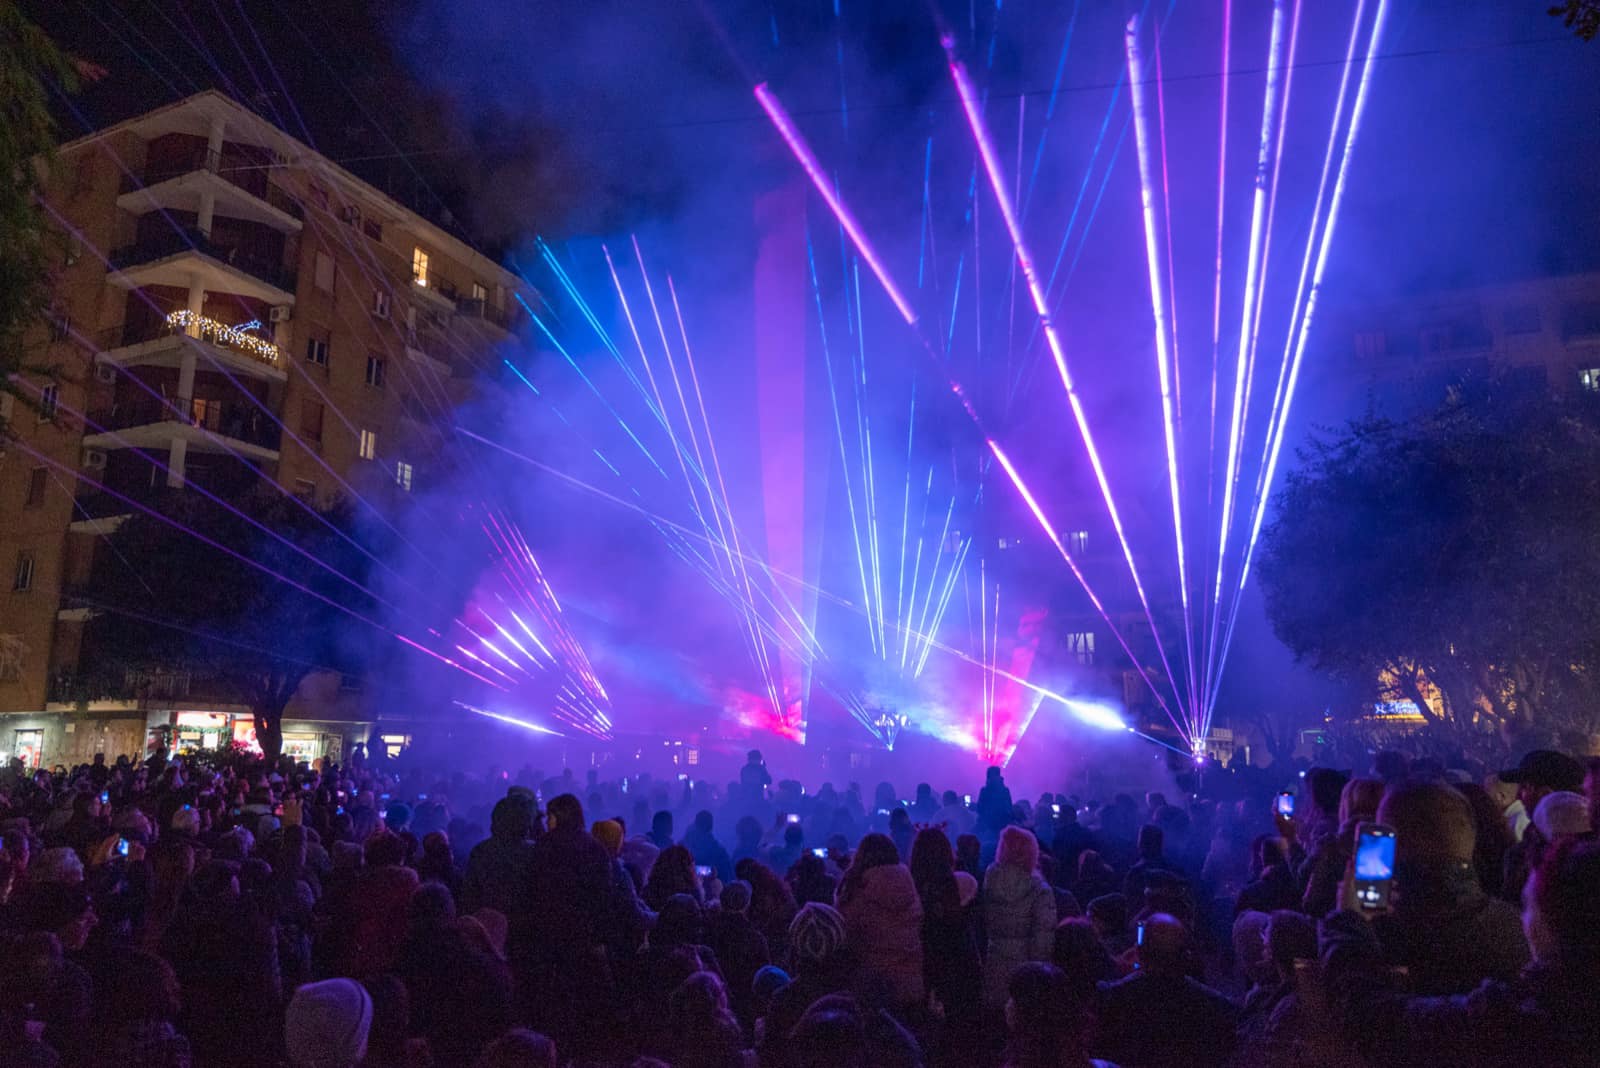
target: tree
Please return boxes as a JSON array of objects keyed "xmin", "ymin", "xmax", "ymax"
[
  {"xmin": 0, "ymin": 6, "xmax": 79, "ymax": 419},
  {"xmin": 1256, "ymin": 376, "xmax": 1600, "ymax": 759},
  {"xmin": 1550, "ymin": 1, "xmax": 1600, "ymax": 40},
  {"xmin": 72, "ymin": 489, "xmax": 381, "ymax": 763}
]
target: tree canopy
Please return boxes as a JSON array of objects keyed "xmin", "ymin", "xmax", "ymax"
[
  {"xmin": 1256, "ymin": 377, "xmax": 1600, "ymax": 758},
  {"xmin": 73, "ymin": 490, "xmax": 382, "ymax": 762}
]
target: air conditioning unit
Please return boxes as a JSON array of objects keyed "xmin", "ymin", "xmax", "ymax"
[
  {"xmin": 269, "ymin": 305, "xmax": 293, "ymax": 323},
  {"xmin": 95, "ymin": 363, "xmax": 117, "ymax": 383},
  {"xmin": 82, "ymin": 448, "xmax": 107, "ymax": 471}
]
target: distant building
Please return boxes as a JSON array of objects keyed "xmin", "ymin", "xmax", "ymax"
[{"xmin": 0, "ymin": 91, "xmax": 527, "ymax": 767}]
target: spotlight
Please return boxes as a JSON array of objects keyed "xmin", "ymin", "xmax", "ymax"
[{"xmin": 1062, "ymin": 699, "xmax": 1127, "ymax": 732}]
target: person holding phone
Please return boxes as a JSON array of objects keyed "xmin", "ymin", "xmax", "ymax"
[
  {"xmin": 1343, "ymin": 782, "xmax": 1529, "ymax": 998},
  {"xmin": 1098, "ymin": 913, "xmax": 1239, "ymax": 1068}
]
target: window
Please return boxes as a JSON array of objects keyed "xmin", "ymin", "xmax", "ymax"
[
  {"xmin": 48, "ymin": 312, "xmax": 70, "ymax": 342},
  {"xmin": 1581, "ymin": 368, "xmax": 1600, "ymax": 393},
  {"xmin": 1066, "ymin": 631, "xmax": 1095, "ymax": 666},
  {"xmin": 24, "ymin": 468, "xmax": 47, "ymax": 508},
  {"xmin": 394, "ymin": 461, "xmax": 413, "ymax": 492},
  {"xmin": 292, "ymin": 478, "xmax": 316, "ymax": 501},
  {"xmin": 412, "ymin": 247, "xmax": 430, "ymax": 287},
  {"xmin": 301, "ymin": 400, "xmax": 324, "ymax": 443},
  {"xmin": 1504, "ymin": 305, "xmax": 1541, "ymax": 335},
  {"xmin": 471, "ymin": 281, "xmax": 487, "ymax": 303},
  {"xmin": 1068, "ymin": 530, "xmax": 1089, "ymax": 554},
  {"xmin": 363, "ymin": 218, "xmax": 382, "ymax": 241},
  {"xmin": 1353, "ymin": 330, "xmax": 1387, "ymax": 359},
  {"xmin": 314, "ymin": 251, "xmax": 335, "ymax": 293},
  {"xmin": 358, "ymin": 428, "xmax": 377, "ymax": 460},
  {"xmin": 190, "ymin": 396, "xmax": 218, "ymax": 429},
  {"xmin": 372, "ymin": 290, "xmax": 390, "ymax": 319},
  {"xmin": 305, "ymin": 336, "xmax": 329, "ymax": 366},
  {"xmin": 13, "ymin": 553, "xmax": 34, "ymax": 593},
  {"xmin": 308, "ymin": 183, "xmax": 330, "ymax": 211},
  {"xmin": 365, "ymin": 355, "xmax": 387, "ymax": 388},
  {"xmin": 37, "ymin": 384, "xmax": 59, "ymax": 421}
]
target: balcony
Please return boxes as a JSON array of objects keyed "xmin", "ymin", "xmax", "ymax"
[
  {"xmin": 109, "ymin": 226, "xmax": 297, "ymax": 305},
  {"xmin": 118, "ymin": 145, "xmax": 303, "ymax": 232},
  {"xmin": 410, "ymin": 275, "xmax": 459, "ymax": 315},
  {"xmin": 96, "ymin": 311, "xmax": 285, "ymax": 383},
  {"xmin": 458, "ymin": 297, "xmax": 515, "ymax": 336},
  {"xmin": 84, "ymin": 394, "xmax": 282, "ymax": 460}
]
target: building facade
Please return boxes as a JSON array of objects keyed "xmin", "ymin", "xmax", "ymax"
[{"xmin": 0, "ymin": 91, "xmax": 526, "ymax": 767}]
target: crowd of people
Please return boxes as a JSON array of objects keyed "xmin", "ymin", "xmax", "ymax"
[{"xmin": 1, "ymin": 740, "xmax": 1597, "ymax": 1067}]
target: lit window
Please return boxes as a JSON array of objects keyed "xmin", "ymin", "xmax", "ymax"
[
  {"xmin": 25, "ymin": 468, "xmax": 47, "ymax": 508},
  {"xmin": 1068, "ymin": 530, "xmax": 1089, "ymax": 554},
  {"xmin": 37, "ymin": 384, "xmax": 59, "ymax": 421},
  {"xmin": 1582, "ymin": 368, "xmax": 1600, "ymax": 393},
  {"xmin": 394, "ymin": 461, "xmax": 413, "ymax": 492},
  {"xmin": 365, "ymin": 355, "xmax": 386, "ymax": 388},
  {"xmin": 305, "ymin": 337, "xmax": 329, "ymax": 366},
  {"xmin": 13, "ymin": 552, "xmax": 35, "ymax": 592},
  {"xmin": 372, "ymin": 290, "xmax": 391, "ymax": 319},
  {"xmin": 471, "ymin": 281, "xmax": 487, "ymax": 303},
  {"xmin": 1066, "ymin": 631, "xmax": 1095, "ymax": 665},
  {"xmin": 358, "ymin": 428, "xmax": 377, "ymax": 460},
  {"xmin": 412, "ymin": 247, "xmax": 429, "ymax": 288}
]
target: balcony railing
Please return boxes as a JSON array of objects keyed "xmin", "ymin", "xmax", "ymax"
[
  {"xmin": 110, "ymin": 226, "xmax": 298, "ymax": 296},
  {"xmin": 87, "ymin": 394, "xmax": 282, "ymax": 451},
  {"xmin": 458, "ymin": 297, "xmax": 514, "ymax": 332},
  {"xmin": 121, "ymin": 145, "xmax": 303, "ymax": 220},
  {"xmin": 99, "ymin": 312, "xmax": 280, "ymax": 366}
]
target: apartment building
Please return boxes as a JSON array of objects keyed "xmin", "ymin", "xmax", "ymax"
[{"xmin": 0, "ymin": 90, "xmax": 526, "ymax": 767}]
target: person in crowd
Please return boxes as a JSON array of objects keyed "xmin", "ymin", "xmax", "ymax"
[
  {"xmin": 937, "ymin": 790, "xmax": 976, "ymax": 835},
  {"xmin": 1498, "ymin": 749, "xmax": 1585, "ymax": 898},
  {"xmin": 1454, "ymin": 782, "xmax": 1515, "ymax": 900},
  {"xmin": 1299, "ymin": 768, "xmax": 1350, "ymax": 853},
  {"xmin": 909, "ymin": 827, "xmax": 981, "ymax": 1035},
  {"xmin": 1051, "ymin": 917, "xmax": 1118, "ymax": 996},
  {"xmin": 1319, "ymin": 838, "xmax": 1600, "ymax": 1066},
  {"xmin": 472, "ymin": 1029, "xmax": 558, "ymax": 1068},
  {"xmin": 1370, "ymin": 781, "xmax": 1529, "ymax": 995},
  {"xmin": 1235, "ymin": 834, "xmax": 1299, "ymax": 915},
  {"xmin": 977, "ymin": 766, "xmax": 1015, "ymax": 837},
  {"xmin": 706, "ymin": 879, "xmax": 770, "ymax": 1032},
  {"xmin": 1298, "ymin": 777, "xmax": 1383, "ymax": 916},
  {"xmin": 786, "ymin": 850, "xmax": 837, "ymax": 909},
  {"xmin": 981, "ymin": 826, "xmax": 1057, "ymax": 1012},
  {"xmin": 737, "ymin": 857, "xmax": 798, "ymax": 959},
  {"xmin": 887, "ymin": 807, "xmax": 916, "ymax": 861},
  {"xmin": 685, "ymin": 810, "xmax": 736, "ymax": 883},
  {"xmin": 783, "ymin": 991, "xmax": 924, "ymax": 1068},
  {"xmin": 1049, "ymin": 805, "xmax": 1096, "ymax": 883},
  {"xmin": 1096, "ymin": 913, "xmax": 1238, "ymax": 1068},
  {"xmin": 1000, "ymin": 961, "xmax": 1104, "ymax": 1068},
  {"xmin": 767, "ymin": 821, "xmax": 805, "ymax": 875},
  {"xmin": 1072, "ymin": 850, "xmax": 1119, "ymax": 906},
  {"xmin": 759, "ymin": 902, "xmax": 856, "ymax": 1063},
  {"xmin": 645, "ymin": 843, "xmax": 704, "ymax": 910},
  {"xmin": 284, "ymin": 978, "xmax": 371, "ymax": 1068},
  {"xmin": 593, "ymin": 818, "xmax": 654, "ymax": 958},
  {"xmin": 835, "ymin": 832, "xmax": 925, "ymax": 1010},
  {"xmin": 910, "ymin": 783, "xmax": 940, "ymax": 821},
  {"xmin": 648, "ymin": 809, "xmax": 676, "ymax": 851},
  {"xmin": 1122, "ymin": 824, "xmax": 1174, "ymax": 905},
  {"xmin": 741, "ymin": 750, "xmax": 773, "ymax": 796},
  {"xmin": 666, "ymin": 970, "xmax": 750, "ymax": 1068}
]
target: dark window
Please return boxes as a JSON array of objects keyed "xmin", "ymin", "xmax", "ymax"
[
  {"xmin": 24, "ymin": 468, "xmax": 46, "ymax": 508},
  {"xmin": 306, "ymin": 336, "xmax": 329, "ymax": 366},
  {"xmin": 13, "ymin": 553, "xmax": 35, "ymax": 592},
  {"xmin": 293, "ymin": 478, "xmax": 316, "ymax": 501},
  {"xmin": 1354, "ymin": 331, "xmax": 1387, "ymax": 359},
  {"xmin": 365, "ymin": 355, "xmax": 387, "ymax": 388},
  {"xmin": 37, "ymin": 384, "xmax": 59, "ymax": 421},
  {"xmin": 363, "ymin": 218, "xmax": 383, "ymax": 241}
]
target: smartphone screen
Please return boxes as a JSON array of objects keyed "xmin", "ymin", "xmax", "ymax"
[
  {"xmin": 1134, "ymin": 921, "xmax": 1145, "ymax": 968},
  {"xmin": 786, "ymin": 814, "xmax": 801, "ymax": 825},
  {"xmin": 811, "ymin": 847, "xmax": 827, "ymax": 858},
  {"xmin": 1275, "ymin": 791, "xmax": 1296, "ymax": 817},
  {"xmin": 963, "ymin": 794, "xmax": 972, "ymax": 805},
  {"xmin": 116, "ymin": 838, "xmax": 130, "ymax": 857},
  {"xmin": 695, "ymin": 865, "xmax": 713, "ymax": 878},
  {"xmin": 876, "ymin": 808, "xmax": 889, "ymax": 817},
  {"xmin": 1051, "ymin": 803, "xmax": 1061, "ymax": 815},
  {"xmin": 1353, "ymin": 822, "xmax": 1397, "ymax": 910}
]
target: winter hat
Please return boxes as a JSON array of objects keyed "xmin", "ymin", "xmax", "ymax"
[
  {"xmin": 752, "ymin": 964, "xmax": 791, "ymax": 1002},
  {"xmin": 1533, "ymin": 791, "xmax": 1592, "ymax": 840},
  {"xmin": 31, "ymin": 847, "xmax": 84, "ymax": 885},
  {"xmin": 285, "ymin": 978, "xmax": 373, "ymax": 1068},
  {"xmin": 788, "ymin": 902, "xmax": 847, "ymax": 965},
  {"xmin": 591, "ymin": 819, "xmax": 624, "ymax": 857},
  {"xmin": 170, "ymin": 806, "xmax": 201, "ymax": 836}
]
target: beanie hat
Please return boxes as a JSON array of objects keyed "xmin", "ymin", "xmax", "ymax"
[
  {"xmin": 285, "ymin": 978, "xmax": 373, "ymax": 1068},
  {"xmin": 592, "ymin": 819, "xmax": 624, "ymax": 857},
  {"xmin": 788, "ymin": 902, "xmax": 847, "ymax": 965},
  {"xmin": 1533, "ymin": 791, "xmax": 1592, "ymax": 840},
  {"xmin": 752, "ymin": 964, "xmax": 791, "ymax": 1002}
]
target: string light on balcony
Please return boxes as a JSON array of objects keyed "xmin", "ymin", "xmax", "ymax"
[{"xmin": 165, "ymin": 310, "xmax": 279, "ymax": 363}]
